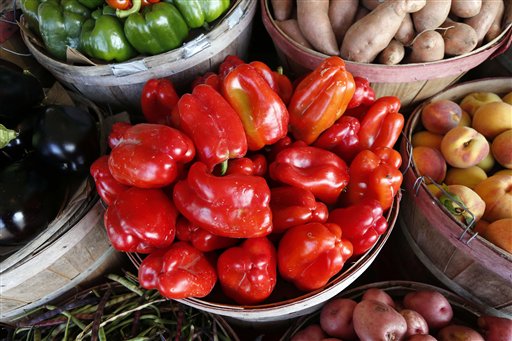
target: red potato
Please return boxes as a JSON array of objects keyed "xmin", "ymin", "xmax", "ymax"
[
  {"xmin": 291, "ymin": 324, "xmax": 326, "ymax": 341},
  {"xmin": 400, "ymin": 309, "xmax": 429, "ymax": 337},
  {"xmin": 408, "ymin": 30, "xmax": 445, "ymax": 63},
  {"xmin": 402, "ymin": 290, "xmax": 453, "ymax": 330},
  {"xmin": 395, "ymin": 14, "xmax": 416, "ymax": 45},
  {"xmin": 329, "ymin": 0, "xmax": 359, "ymax": 45},
  {"xmin": 465, "ymin": 0, "xmax": 504, "ymax": 45},
  {"xmin": 412, "ymin": 0, "xmax": 451, "ymax": 32},
  {"xmin": 296, "ymin": 0, "xmax": 339, "ymax": 55},
  {"xmin": 271, "ymin": 0, "xmax": 293, "ymax": 21},
  {"xmin": 437, "ymin": 325, "xmax": 484, "ymax": 341},
  {"xmin": 353, "ymin": 299, "xmax": 408, "ymax": 341},
  {"xmin": 407, "ymin": 335, "xmax": 438, "ymax": 341},
  {"xmin": 451, "ymin": 0, "xmax": 482, "ymax": 18},
  {"xmin": 276, "ymin": 19, "xmax": 313, "ymax": 49},
  {"xmin": 440, "ymin": 19, "xmax": 478, "ymax": 56},
  {"xmin": 477, "ymin": 315, "xmax": 512, "ymax": 341},
  {"xmin": 361, "ymin": 288, "xmax": 396, "ymax": 308},
  {"xmin": 378, "ymin": 39, "xmax": 405, "ymax": 65},
  {"xmin": 340, "ymin": 0, "xmax": 427, "ymax": 63},
  {"xmin": 319, "ymin": 298, "xmax": 357, "ymax": 340},
  {"xmin": 485, "ymin": 0, "xmax": 505, "ymax": 42},
  {"xmin": 322, "ymin": 339, "xmax": 343, "ymax": 341}
]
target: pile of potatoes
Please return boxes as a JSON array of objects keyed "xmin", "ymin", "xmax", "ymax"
[
  {"xmin": 271, "ymin": 0, "xmax": 512, "ymax": 65},
  {"xmin": 289, "ymin": 286, "xmax": 512, "ymax": 340}
]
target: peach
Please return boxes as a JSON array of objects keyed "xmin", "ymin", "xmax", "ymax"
[
  {"xmin": 412, "ymin": 146, "xmax": 447, "ymax": 184},
  {"xmin": 473, "ymin": 219, "xmax": 490, "ymax": 235},
  {"xmin": 421, "ymin": 99, "xmax": 462, "ymax": 134},
  {"xmin": 482, "ymin": 218, "xmax": 512, "ymax": 253},
  {"xmin": 459, "ymin": 92, "xmax": 502, "ymax": 116},
  {"xmin": 444, "ymin": 166, "xmax": 487, "ymax": 189},
  {"xmin": 474, "ymin": 174, "xmax": 512, "ymax": 222},
  {"xmin": 440, "ymin": 184, "xmax": 486, "ymax": 224},
  {"xmin": 458, "ymin": 109, "xmax": 472, "ymax": 127},
  {"xmin": 476, "ymin": 149, "xmax": 495, "ymax": 174},
  {"xmin": 495, "ymin": 169, "xmax": 512, "ymax": 176},
  {"xmin": 471, "ymin": 101, "xmax": 512, "ymax": 139},
  {"xmin": 440, "ymin": 126, "xmax": 490, "ymax": 168},
  {"xmin": 491, "ymin": 129, "xmax": 512, "ymax": 169},
  {"xmin": 502, "ymin": 91, "xmax": 512, "ymax": 105},
  {"xmin": 411, "ymin": 131, "xmax": 443, "ymax": 151}
]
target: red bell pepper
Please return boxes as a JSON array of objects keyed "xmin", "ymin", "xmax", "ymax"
[
  {"xmin": 173, "ymin": 84, "xmax": 248, "ymax": 172},
  {"xmin": 343, "ymin": 148, "xmax": 403, "ymax": 211},
  {"xmin": 107, "ymin": 122, "xmax": 132, "ymax": 149},
  {"xmin": 138, "ymin": 241, "xmax": 217, "ymax": 299},
  {"xmin": 175, "ymin": 216, "xmax": 239, "ymax": 252},
  {"xmin": 347, "ymin": 76, "xmax": 375, "ymax": 109},
  {"xmin": 140, "ymin": 78, "xmax": 179, "ymax": 126},
  {"xmin": 270, "ymin": 186, "xmax": 329, "ymax": 234},
  {"xmin": 358, "ymin": 96, "xmax": 404, "ymax": 150},
  {"xmin": 108, "ymin": 123, "xmax": 195, "ymax": 188},
  {"xmin": 288, "ymin": 56, "xmax": 355, "ymax": 145},
  {"xmin": 218, "ymin": 55, "xmax": 245, "ymax": 80},
  {"xmin": 269, "ymin": 145, "xmax": 349, "ymax": 205},
  {"xmin": 313, "ymin": 115, "xmax": 361, "ymax": 164},
  {"xmin": 90, "ymin": 155, "xmax": 130, "ymax": 206},
  {"xmin": 328, "ymin": 199, "xmax": 388, "ymax": 256},
  {"xmin": 217, "ymin": 237, "xmax": 277, "ymax": 305},
  {"xmin": 191, "ymin": 71, "xmax": 221, "ymax": 92},
  {"xmin": 277, "ymin": 222, "xmax": 353, "ymax": 291},
  {"xmin": 173, "ymin": 162, "xmax": 272, "ymax": 238},
  {"xmin": 103, "ymin": 187, "xmax": 178, "ymax": 253},
  {"xmin": 222, "ymin": 63, "xmax": 289, "ymax": 151},
  {"xmin": 225, "ymin": 153, "xmax": 267, "ymax": 177}
]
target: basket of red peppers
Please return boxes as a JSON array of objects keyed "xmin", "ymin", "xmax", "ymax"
[{"xmin": 89, "ymin": 55, "xmax": 405, "ymax": 322}]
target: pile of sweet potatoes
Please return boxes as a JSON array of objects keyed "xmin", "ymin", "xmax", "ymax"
[{"xmin": 271, "ymin": 0, "xmax": 512, "ymax": 65}]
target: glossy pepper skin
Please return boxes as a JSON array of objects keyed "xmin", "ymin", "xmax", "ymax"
[
  {"xmin": 89, "ymin": 155, "xmax": 130, "ymax": 206},
  {"xmin": 138, "ymin": 241, "xmax": 217, "ymax": 299},
  {"xmin": 328, "ymin": 199, "xmax": 388, "ymax": 256},
  {"xmin": 313, "ymin": 115, "xmax": 361, "ymax": 164},
  {"xmin": 269, "ymin": 145, "xmax": 349, "ymax": 205},
  {"xmin": 173, "ymin": 162, "xmax": 272, "ymax": 238},
  {"xmin": 172, "ymin": 0, "xmax": 230, "ymax": 28},
  {"xmin": 108, "ymin": 123, "xmax": 195, "ymax": 188},
  {"xmin": 124, "ymin": 2, "xmax": 189, "ymax": 56},
  {"xmin": 343, "ymin": 147, "xmax": 403, "ymax": 211},
  {"xmin": 270, "ymin": 186, "xmax": 328, "ymax": 234},
  {"xmin": 107, "ymin": 122, "xmax": 131, "ymax": 149},
  {"xmin": 36, "ymin": 0, "xmax": 91, "ymax": 60},
  {"xmin": 104, "ymin": 187, "xmax": 178, "ymax": 253},
  {"xmin": 225, "ymin": 154, "xmax": 267, "ymax": 177},
  {"xmin": 222, "ymin": 63, "xmax": 289, "ymax": 151},
  {"xmin": 175, "ymin": 216, "xmax": 238, "ymax": 252},
  {"xmin": 358, "ymin": 96, "xmax": 404, "ymax": 150},
  {"xmin": 191, "ymin": 72, "xmax": 221, "ymax": 92},
  {"xmin": 347, "ymin": 76, "xmax": 375, "ymax": 109},
  {"xmin": 277, "ymin": 222, "xmax": 353, "ymax": 291},
  {"xmin": 173, "ymin": 84, "xmax": 248, "ymax": 172},
  {"xmin": 80, "ymin": 9, "xmax": 136, "ymax": 62},
  {"xmin": 288, "ymin": 56, "xmax": 355, "ymax": 145},
  {"xmin": 140, "ymin": 78, "xmax": 179, "ymax": 126},
  {"xmin": 217, "ymin": 237, "xmax": 277, "ymax": 305}
]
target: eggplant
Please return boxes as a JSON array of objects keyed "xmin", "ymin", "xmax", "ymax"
[
  {"xmin": 32, "ymin": 105, "xmax": 100, "ymax": 174},
  {"xmin": 0, "ymin": 110, "xmax": 40, "ymax": 167},
  {"xmin": 0, "ymin": 155, "xmax": 66, "ymax": 245},
  {"xmin": 0, "ymin": 64, "xmax": 45, "ymax": 126}
]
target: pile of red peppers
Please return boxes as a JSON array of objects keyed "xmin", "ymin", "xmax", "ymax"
[{"xmin": 90, "ymin": 55, "xmax": 404, "ymax": 305}]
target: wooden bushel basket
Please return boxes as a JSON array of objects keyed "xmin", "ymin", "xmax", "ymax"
[
  {"xmin": 19, "ymin": 0, "xmax": 257, "ymax": 113},
  {"xmin": 399, "ymin": 78, "xmax": 512, "ymax": 318},
  {"xmin": 261, "ymin": 0, "xmax": 512, "ymax": 108}
]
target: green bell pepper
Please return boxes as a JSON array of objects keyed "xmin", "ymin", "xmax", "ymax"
[
  {"xmin": 33, "ymin": 0, "xmax": 91, "ymax": 60},
  {"xmin": 79, "ymin": 9, "xmax": 137, "ymax": 62},
  {"xmin": 77, "ymin": 0, "xmax": 103, "ymax": 9},
  {"xmin": 124, "ymin": 2, "xmax": 189, "ymax": 56},
  {"xmin": 171, "ymin": 0, "xmax": 230, "ymax": 29},
  {"xmin": 20, "ymin": 0, "xmax": 42, "ymax": 34}
]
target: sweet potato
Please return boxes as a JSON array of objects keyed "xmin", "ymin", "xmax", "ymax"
[
  {"xmin": 465, "ymin": 0, "xmax": 504, "ymax": 45},
  {"xmin": 440, "ymin": 19, "xmax": 478, "ymax": 56},
  {"xmin": 412, "ymin": 0, "xmax": 451, "ymax": 32},
  {"xmin": 271, "ymin": 0, "xmax": 293, "ymax": 21},
  {"xmin": 504, "ymin": 1, "xmax": 512, "ymax": 28},
  {"xmin": 378, "ymin": 39, "xmax": 405, "ymax": 65},
  {"xmin": 329, "ymin": 0, "xmax": 359, "ymax": 44},
  {"xmin": 354, "ymin": 5, "xmax": 370, "ymax": 21},
  {"xmin": 451, "ymin": 0, "xmax": 482, "ymax": 18},
  {"xmin": 409, "ymin": 30, "xmax": 445, "ymax": 63},
  {"xmin": 485, "ymin": 0, "xmax": 505, "ymax": 42},
  {"xmin": 395, "ymin": 14, "xmax": 416, "ymax": 45},
  {"xmin": 297, "ymin": 0, "xmax": 339, "ymax": 55},
  {"xmin": 361, "ymin": 0, "xmax": 384, "ymax": 11},
  {"xmin": 340, "ymin": 0, "xmax": 426, "ymax": 63},
  {"xmin": 276, "ymin": 19, "xmax": 313, "ymax": 49}
]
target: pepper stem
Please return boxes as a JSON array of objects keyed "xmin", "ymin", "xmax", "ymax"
[
  {"xmin": 0, "ymin": 124, "xmax": 17, "ymax": 149},
  {"xmin": 276, "ymin": 66, "xmax": 284, "ymax": 75},
  {"xmin": 116, "ymin": 0, "xmax": 141, "ymax": 18},
  {"xmin": 219, "ymin": 159, "xmax": 228, "ymax": 176}
]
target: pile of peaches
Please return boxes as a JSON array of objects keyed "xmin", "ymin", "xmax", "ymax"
[{"xmin": 411, "ymin": 91, "xmax": 511, "ymax": 254}]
